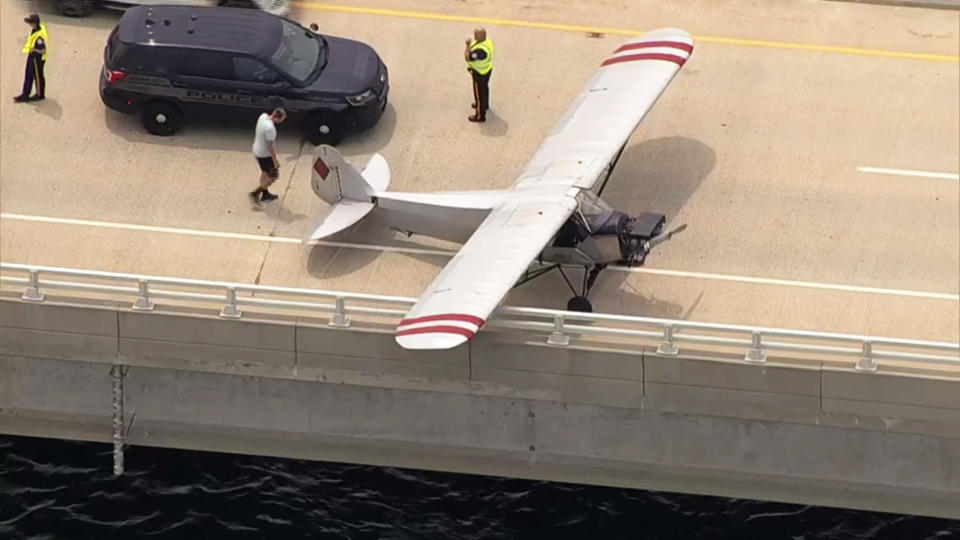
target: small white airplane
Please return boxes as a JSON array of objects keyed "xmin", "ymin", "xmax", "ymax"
[{"xmin": 303, "ymin": 28, "xmax": 694, "ymax": 350}]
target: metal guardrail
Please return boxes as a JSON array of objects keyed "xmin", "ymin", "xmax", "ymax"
[{"xmin": 1, "ymin": 262, "xmax": 958, "ymax": 371}]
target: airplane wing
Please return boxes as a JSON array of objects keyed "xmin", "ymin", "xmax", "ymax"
[
  {"xmin": 518, "ymin": 28, "xmax": 694, "ymax": 191},
  {"xmin": 395, "ymin": 29, "xmax": 693, "ymax": 350}
]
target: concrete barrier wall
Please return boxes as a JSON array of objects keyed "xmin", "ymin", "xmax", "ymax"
[{"xmin": 1, "ymin": 296, "xmax": 959, "ymax": 518}]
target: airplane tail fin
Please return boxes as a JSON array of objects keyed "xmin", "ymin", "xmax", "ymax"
[
  {"xmin": 304, "ymin": 145, "xmax": 390, "ymax": 243},
  {"xmin": 310, "ymin": 144, "xmax": 390, "ymax": 204}
]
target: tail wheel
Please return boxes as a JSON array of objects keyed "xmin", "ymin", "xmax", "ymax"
[
  {"xmin": 140, "ymin": 101, "xmax": 183, "ymax": 136},
  {"xmin": 567, "ymin": 296, "xmax": 593, "ymax": 313},
  {"xmin": 304, "ymin": 111, "xmax": 343, "ymax": 146}
]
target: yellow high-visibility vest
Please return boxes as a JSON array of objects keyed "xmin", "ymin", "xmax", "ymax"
[
  {"xmin": 467, "ymin": 38, "xmax": 493, "ymax": 75},
  {"xmin": 22, "ymin": 23, "xmax": 48, "ymax": 61}
]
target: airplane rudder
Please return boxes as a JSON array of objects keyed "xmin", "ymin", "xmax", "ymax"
[{"xmin": 311, "ymin": 144, "xmax": 344, "ymax": 204}]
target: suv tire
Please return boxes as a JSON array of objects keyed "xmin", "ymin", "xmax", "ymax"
[
  {"xmin": 60, "ymin": 0, "xmax": 95, "ymax": 17},
  {"xmin": 140, "ymin": 101, "xmax": 183, "ymax": 136},
  {"xmin": 218, "ymin": 0, "xmax": 257, "ymax": 8},
  {"xmin": 304, "ymin": 111, "xmax": 343, "ymax": 146}
]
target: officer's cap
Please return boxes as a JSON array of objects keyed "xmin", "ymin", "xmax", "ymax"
[{"xmin": 24, "ymin": 13, "xmax": 40, "ymax": 25}]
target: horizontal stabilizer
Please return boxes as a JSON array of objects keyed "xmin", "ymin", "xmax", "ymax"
[{"xmin": 302, "ymin": 199, "xmax": 375, "ymax": 242}]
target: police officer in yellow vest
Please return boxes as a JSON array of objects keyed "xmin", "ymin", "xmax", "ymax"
[
  {"xmin": 14, "ymin": 14, "xmax": 48, "ymax": 103},
  {"xmin": 464, "ymin": 27, "xmax": 493, "ymax": 123}
]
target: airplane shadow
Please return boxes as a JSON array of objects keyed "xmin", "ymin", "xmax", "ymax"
[
  {"xmin": 600, "ymin": 135, "xmax": 716, "ymax": 222},
  {"xmin": 505, "ymin": 268, "xmax": 693, "ymax": 320}
]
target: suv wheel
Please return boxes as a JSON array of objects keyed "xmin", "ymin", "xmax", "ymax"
[
  {"xmin": 140, "ymin": 101, "xmax": 183, "ymax": 136},
  {"xmin": 218, "ymin": 0, "xmax": 257, "ymax": 8},
  {"xmin": 60, "ymin": 0, "xmax": 95, "ymax": 16},
  {"xmin": 304, "ymin": 112, "xmax": 343, "ymax": 146}
]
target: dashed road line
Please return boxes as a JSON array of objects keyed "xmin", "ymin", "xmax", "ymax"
[{"xmin": 857, "ymin": 167, "xmax": 960, "ymax": 180}]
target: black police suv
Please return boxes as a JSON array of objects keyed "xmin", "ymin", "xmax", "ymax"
[{"xmin": 99, "ymin": 5, "xmax": 388, "ymax": 145}]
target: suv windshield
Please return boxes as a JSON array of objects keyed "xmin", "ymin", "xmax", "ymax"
[{"xmin": 271, "ymin": 20, "xmax": 323, "ymax": 84}]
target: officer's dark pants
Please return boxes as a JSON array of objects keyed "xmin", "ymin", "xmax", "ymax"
[
  {"xmin": 20, "ymin": 53, "xmax": 45, "ymax": 99},
  {"xmin": 471, "ymin": 69, "xmax": 491, "ymax": 119}
]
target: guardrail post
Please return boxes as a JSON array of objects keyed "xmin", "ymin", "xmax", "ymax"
[
  {"xmin": 329, "ymin": 296, "xmax": 351, "ymax": 328},
  {"xmin": 657, "ymin": 324, "xmax": 679, "ymax": 355},
  {"xmin": 21, "ymin": 269, "xmax": 45, "ymax": 302},
  {"xmin": 745, "ymin": 330, "xmax": 767, "ymax": 364},
  {"xmin": 855, "ymin": 341, "xmax": 877, "ymax": 372},
  {"xmin": 110, "ymin": 365, "xmax": 125, "ymax": 476},
  {"xmin": 547, "ymin": 314, "xmax": 570, "ymax": 346},
  {"xmin": 219, "ymin": 287, "xmax": 242, "ymax": 319},
  {"xmin": 132, "ymin": 279, "xmax": 155, "ymax": 311}
]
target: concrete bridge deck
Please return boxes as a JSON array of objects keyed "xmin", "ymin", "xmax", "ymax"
[{"xmin": 1, "ymin": 0, "xmax": 957, "ymax": 343}]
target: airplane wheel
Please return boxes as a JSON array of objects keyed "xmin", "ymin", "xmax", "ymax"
[{"xmin": 567, "ymin": 296, "xmax": 593, "ymax": 312}]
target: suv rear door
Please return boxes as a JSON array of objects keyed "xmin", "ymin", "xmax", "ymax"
[
  {"xmin": 173, "ymin": 51, "xmax": 292, "ymax": 111},
  {"xmin": 173, "ymin": 50, "xmax": 262, "ymax": 110}
]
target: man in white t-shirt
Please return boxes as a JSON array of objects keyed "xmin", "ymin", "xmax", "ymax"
[{"xmin": 250, "ymin": 108, "xmax": 286, "ymax": 207}]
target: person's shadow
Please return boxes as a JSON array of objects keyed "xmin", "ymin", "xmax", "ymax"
[{"xmin": 32, "ymin": 98, "xmax": 62, "ymax": 120}]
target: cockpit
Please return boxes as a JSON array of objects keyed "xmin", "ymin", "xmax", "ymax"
[{"xmin": 552, "ymin": 191, "xmax": 626, "ymax": 247}]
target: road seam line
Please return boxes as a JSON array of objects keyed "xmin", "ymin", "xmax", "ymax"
[{"xmin": 2, "ymin": 213, "xmax": 956, "ymax": 301}]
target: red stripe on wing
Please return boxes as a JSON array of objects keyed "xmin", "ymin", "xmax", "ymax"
[
  {"xmin": 601, "ymin": 53, "xmax": 687, "ymax": 67},
  {"xmin": 398, "ymin": 313, "xmax": 485, "ymax": 328},
  {"xmin": 395, "ymin": 325, "xmax": 477, "ymax": 338},
  {"xmin": 613, "ymin": 41, "xmax": 693, "ymax": 54}
]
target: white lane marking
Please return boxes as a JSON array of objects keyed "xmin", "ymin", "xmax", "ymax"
[
  {"xmin": 611, "ymin": 267, "xmax": 959, "ymax": 301},
  {"xmin": 857, "ymin": 167, "xmax": 960, "ymax": 180},
  {"xmin": 2, "ymin": 212, "xmax": 957, "ymax": 301},
  {"xmin": 0, "ymin": 213, "xmax": 454, "ymax": 257}
]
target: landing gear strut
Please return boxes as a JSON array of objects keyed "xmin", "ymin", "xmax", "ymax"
[{"xmin": 517, "ymin": 263, "xmax": 607, "ymax": 313}]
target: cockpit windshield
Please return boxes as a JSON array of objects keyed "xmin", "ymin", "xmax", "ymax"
[
  {"xmin": 575, "ymin": 191, "xmax": 615, "ymax": 233},
  {"xmin": 271, "ymin": 20, "xmax": 325, "ymax": 84}
]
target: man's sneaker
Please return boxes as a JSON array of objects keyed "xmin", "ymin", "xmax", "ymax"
[
  {"xmin": 27, "ymin": 95, "xmax": 44, "ymax": 102},
  {"xmin": 249, "ymin": 191, "xmax": 262, "ymax": 207},
  {"xmin": 13, "ymin": 95, "xmax": 28, "ymax": 103},
  {"xmin": 468, "ymin": 115, "xmax": 485, "ymax": 123},
  {"xmin": 260, "ymin": 192, "xmax": 279, "ymax": 202}
]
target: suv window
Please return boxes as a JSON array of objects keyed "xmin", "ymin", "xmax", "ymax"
[
  {"xmin": 108, "ymin": 34, "xmax": 179, "ymax": 76},
  {"xmin": 233, "ymin": 57, "xmax": 280, "ymax": 84},
  {"xmin": 178, "ymin": 50, "xmax": 233, "ymax": 80},
  {"xmin": 270, "ymin": 20, "xmax": 321, "ymax": 84}
]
